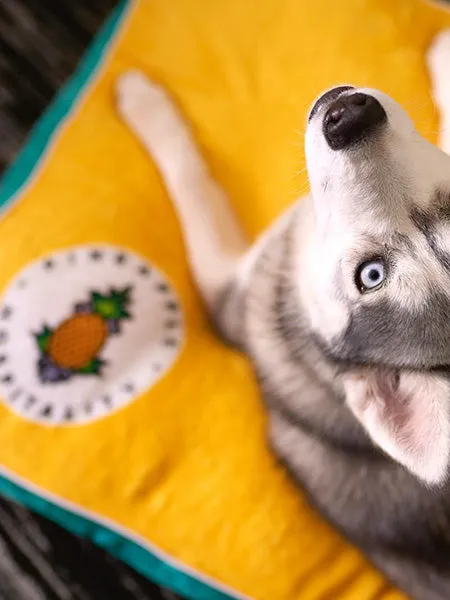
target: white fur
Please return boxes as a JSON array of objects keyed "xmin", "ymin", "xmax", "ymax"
[
  {"xmin": 116, "ymin": 71, "xmax": 298, "ymax": 312},
  {"xmin": 428, "ymin": 30, "xmax": 450, "ymax": 155},
  {"xmin": 116, "ymin": 71, "xmax": 248, "ymax": 307}
]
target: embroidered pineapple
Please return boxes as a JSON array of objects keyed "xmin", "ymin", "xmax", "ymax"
[{"xmin": 35, "ymin": 287, "xmax": 132, "ymax": 383}]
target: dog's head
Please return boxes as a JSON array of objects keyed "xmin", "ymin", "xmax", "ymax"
[{"xmin": 301, "ymin": 86, "xmax": 450, "ymax": 485}]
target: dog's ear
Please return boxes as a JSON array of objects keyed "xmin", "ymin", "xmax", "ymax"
[{"xmin": 343, "ymin": 369, "xmax": 450, "ymax": 485}]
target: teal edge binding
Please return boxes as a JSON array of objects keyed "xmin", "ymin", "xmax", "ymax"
[{"xmin": 0, "ymin": 2, "xmax": 240, "ymax": 599}]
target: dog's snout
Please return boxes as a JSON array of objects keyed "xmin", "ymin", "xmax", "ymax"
[{"xmin": 323, "ymin": 93, "xmax": 387, "ymax": 150}]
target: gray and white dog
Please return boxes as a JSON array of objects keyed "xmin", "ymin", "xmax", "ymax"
[{"xmin": 117, "ymin": 31, "xmax": 450, "ymax": 600}]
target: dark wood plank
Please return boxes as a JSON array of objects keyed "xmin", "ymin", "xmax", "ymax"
[
  {"xmin": 0, "ymin": 0, "xmax": 118, "ymax": 171},
  {"xmin": 0, "ymin": 497, "xmax": 182, "ymax": 600}
]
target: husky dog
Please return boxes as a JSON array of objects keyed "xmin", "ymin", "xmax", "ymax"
[{"xmin": 117, "ymin": 31, "xmax": 450, "ymax": 600}]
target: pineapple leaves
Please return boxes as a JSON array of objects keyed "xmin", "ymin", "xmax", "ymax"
[
  {"xmin": 76, "ymin": 357, "xmax": 105, "ymax": 375},
  {"xmin": 34, "ymin": 326, "xmax": 53, "ymax": 353},
  {"xmin": 90, "ymin": 286, "xmax": 132, "ymax": 321}
]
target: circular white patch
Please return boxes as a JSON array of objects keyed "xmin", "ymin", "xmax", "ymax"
[{"xmin": 0, "ymin": 245, "xmax": 184, "ymax": 425}]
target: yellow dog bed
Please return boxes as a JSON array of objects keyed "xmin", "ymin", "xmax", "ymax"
[{"xmin": 1, "ymin": 0, "xmax": 449, "ymax": 598}]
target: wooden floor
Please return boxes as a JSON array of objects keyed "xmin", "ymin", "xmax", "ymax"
[{"xmin": 0, "ymin": 2, "xmax": 182, "ymax": 598}]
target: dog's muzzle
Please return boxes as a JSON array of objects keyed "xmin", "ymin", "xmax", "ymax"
[{"xmin": 309, "ymin": 86, "xmax": 387, "ymax": 151}]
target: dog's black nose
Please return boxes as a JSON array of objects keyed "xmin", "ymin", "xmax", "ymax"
[
  {"xmin": 323, "ymin": 93, "xmax": 387, "ymax": 150},
  {"xmin": 308, "ymin": 86, "xmax": 354, "ymax": 122}
]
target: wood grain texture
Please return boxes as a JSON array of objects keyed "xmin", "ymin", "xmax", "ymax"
[
  {"xmin": 0, "ymin": 0, "xmax": 116, "ymax": 170},
  {"xmin": 0, "ymin": 498, "xmax": 183, "ymax": 600},
  {"xmin": 0, "ymin": 2, "xmax": 184, "ymax": 598}
]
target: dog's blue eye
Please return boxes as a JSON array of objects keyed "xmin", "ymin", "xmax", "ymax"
[{"xmin": 356, "ymin": 259, "xmax": 385, "ymax": 292}]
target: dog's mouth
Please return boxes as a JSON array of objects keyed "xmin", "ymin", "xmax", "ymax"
[{"xmin": 308, "ymin": 86, "xmax": 354, "ymax": 122}]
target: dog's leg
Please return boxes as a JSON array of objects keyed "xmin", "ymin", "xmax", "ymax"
[
  {"xmin": 117, "ymin": 71, "xmax": 294, "ymax": 346},
  {"xmin": 117, "ymin": 71, "xmax": 297, "ymax": 345},
  {"xmin": 116, "ymin": 71, "xmax": 248, "ymax": 310},
  {"xmin": 428, "ymin": 30, "xmax": 450, "ymax": 155}
]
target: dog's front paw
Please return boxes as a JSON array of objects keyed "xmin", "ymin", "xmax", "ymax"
[
  {"xmin": 116, "ymin": 70, "xmax": 172, "ymax": 130},
  {"xmin": 427, "ymin": 30, "xmax": 450, "ymax": 108}
]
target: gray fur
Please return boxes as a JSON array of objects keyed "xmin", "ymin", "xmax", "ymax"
[
  {"xmin": 411, "ymin": 201, "xmax": 450, "ymax": 273},
  {"xmin": 334, "ymin": 288, "xmax": 450, "ymax": 369},
  {"xmin": 214, "ymin": 210, "xmax": 450, "ymax": 599}
]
